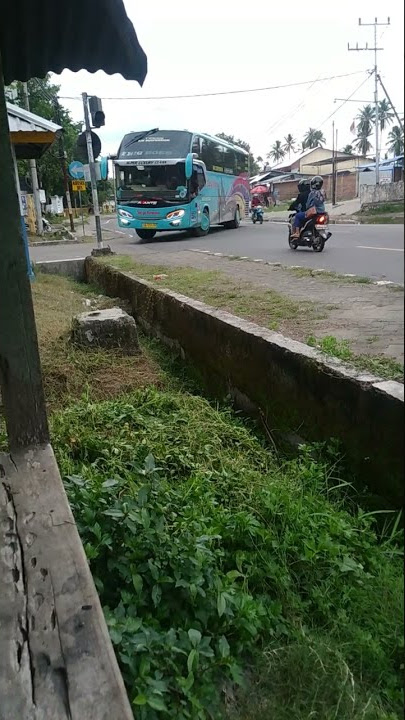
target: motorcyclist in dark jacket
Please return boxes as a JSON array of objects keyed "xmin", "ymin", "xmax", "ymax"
[{"xmin": 289, "ymin": 178, "xmax": 311, "ymax": 212}]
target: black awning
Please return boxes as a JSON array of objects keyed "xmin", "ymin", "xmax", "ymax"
[{"xmin": 1, "ymin": 0, "xmax": 147, "ymax": 85}]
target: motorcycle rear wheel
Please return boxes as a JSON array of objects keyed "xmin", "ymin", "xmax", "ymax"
[{"xmin": 312, "ymin": 239, "xmax": 325, "ymax": 252}]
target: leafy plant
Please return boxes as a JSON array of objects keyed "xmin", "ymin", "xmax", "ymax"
[
  {"xmin": 302, "ymin": 128, "xmax": 326, "ymax": 150},
  {"xmin": 267, "ymin": 140, "xmax": 285, "ymax": 163},
  {"xmin": 52, "ymin": 388, "xmax": 404, "ymax": 719}
]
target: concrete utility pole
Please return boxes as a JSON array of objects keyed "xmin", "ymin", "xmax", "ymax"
[
  {"xmin": 376, "ymin": 73, "xmax": 404, "ymax": 133},
  {"xmin": 82, "ymin": 92, "xmax": 103, "ymax": 248},
  {"xmin": 22, "ymin": 83, "xmax": 43, "ymax": 235},
  {"xmin": 348, "ymin": 17, "xmax": 390, "ymax": 185}
]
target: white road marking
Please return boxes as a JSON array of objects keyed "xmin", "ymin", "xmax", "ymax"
[{"xmin": 357, "ymin": 245, "xmax": 404, "ymax": 252}]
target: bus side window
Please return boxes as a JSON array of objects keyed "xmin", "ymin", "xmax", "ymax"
[
  {"xmin": 196, "ymin": 165, "xmax": 206, "ymax": 190},
  {"xmin": 192, "ymin": 136, "xmax": 201, "ymax": 157}
]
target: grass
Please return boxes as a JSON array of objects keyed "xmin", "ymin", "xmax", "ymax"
[
  {"xmin": 264, "ymin": 202, "xmax": 291, "ymax": 213},
  {"xmin": 52, "ymin": 388, "xmax": 404, "ymax": 720},
  {"xmin": 286, "ymin": 266, "xmax": 372, "ymax": 284},
  {"xmin": 307, "ymin": 335, "xmax": 404, "ymax": 382},
  {"xmin": 360, "ymin": 203, "xmax": 404, "ymax": 216},
  {"xmin": 32, "ymin": 272, "xmax": 164, "ymax": 410},
  {"xmin": 100, "ymin": 255, "xmax": 321, "ymax": 334}
]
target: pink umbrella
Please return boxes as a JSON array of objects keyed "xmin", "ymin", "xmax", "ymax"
[{"xmin": 251, "ymin": 184, "xmax": 269, "ymax": 195}]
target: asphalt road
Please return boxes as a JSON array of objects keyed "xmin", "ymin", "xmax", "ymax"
[{"xmin": 31, "ymin": 218, "xmax": 404, "ymax": 284}]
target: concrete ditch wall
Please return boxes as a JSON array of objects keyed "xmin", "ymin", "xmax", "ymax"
[
  {"xmin": 34, "ymin": 258, "xmax": 403, "ymax": 505},
  {"xmin": 78, "ymin": 257, "xmax": 404, "ymax": 507}
]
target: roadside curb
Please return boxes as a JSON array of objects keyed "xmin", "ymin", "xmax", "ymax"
[{"xmin": 189, "ymin": 249, "xmax": 404, "ymax": 289}]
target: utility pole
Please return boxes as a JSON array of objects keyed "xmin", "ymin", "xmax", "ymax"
[
  {"xmin": 332, "ymin": 120, "xmax": 336, "ymax": 206},
  {"xmin": 82, "ymin": 92, "xmax": 103, "ymax": 248},
  {"xmin": 348, "ymin": 17, "xmax": 390, "ymax": 185},
  {"xmin": 53, "ymin": 100, "xmax": 75, "ymax": 233},
  {"xmin": 22, "ymin": 82, "xmax": 43, "ymax": 235}
]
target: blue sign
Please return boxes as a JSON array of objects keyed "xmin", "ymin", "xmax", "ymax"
[
  {"xmin": 99, "ymin": 156, "xmax": 108, "ymax": 181},
  {"xmin": 68, "ymin": 161, "xmax": 85, "ymax": 179}
]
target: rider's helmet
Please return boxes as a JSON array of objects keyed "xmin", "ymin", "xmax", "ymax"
[
  {"xmin": 310, "ymin": 175, "xmax": 323, "ymax": 190},
  {"xmin": 298, "ymin": 178, "xmax": 310, "ymax": 190}
]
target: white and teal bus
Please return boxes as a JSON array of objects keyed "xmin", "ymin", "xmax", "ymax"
[{"xmin": 115, "ymin": 129, "xmax": 250, "ymax": 241}]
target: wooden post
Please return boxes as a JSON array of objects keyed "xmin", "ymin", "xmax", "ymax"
[{"xmin": 0, "ymin": 53, "xmax": 49, "ymax": 448}]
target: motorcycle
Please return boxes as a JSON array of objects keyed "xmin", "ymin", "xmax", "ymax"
[
  {"xmin": 251, "ymin": 205, "xmax": 264, "ymax": 224},
  {"xmin": 288, "ymin": 211, "xmax": 332, "ymax": 252}
]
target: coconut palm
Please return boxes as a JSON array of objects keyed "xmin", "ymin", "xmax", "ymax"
[
  {"xmin": 353, "ymin": 131, "xmax": 373, "ymax": 156},
  {"xmin": 302, "ymin": 128, "xmax": 326, "ymax": 149},
  {"xmin": 267, "ymin": 141, "xmax": 286, "ymax": 163},
  {"xmin": 356, "ymin": 105, "xmax": 374, "ymax": 137},
  {"xmin": 283, "ymin": 133, "xmax": 296, "ymax": 157},
  {"xmin": 342, "ymin": 144, "xmax": 354, "ymax": 154},
  {"xmin": 387, "ymin": 126, "xmax": 404, "ymax": 156},
  {"xmin": 375, "ymin": 99, "xmax": 394, "ymax": 132}
]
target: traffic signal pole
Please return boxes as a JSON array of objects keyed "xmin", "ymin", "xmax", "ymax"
[{"xmin": 82, "ymin": 92, "xmax": 103, "ymax": 248}]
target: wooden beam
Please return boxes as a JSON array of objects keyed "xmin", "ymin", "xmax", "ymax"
[
  {"xmin": 0, "ymin": 54, "xmax": 49, "ymax": 448},
  {"xmin": 0, "ymin": 445, "xmax": 133, "ymax": 719},
  {"xmin": 10, "ymin": 130, "xmax": 57, "ymax": 145}
]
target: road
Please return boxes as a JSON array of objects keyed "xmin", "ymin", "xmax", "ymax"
[{"xmin": 31, "ymin": 219, "xmax": 404, "ymax": 284}]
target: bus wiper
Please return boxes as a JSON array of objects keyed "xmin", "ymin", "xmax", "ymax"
[{"xmin": 125, "ymin": 128, "xmax": 160, "ymax": 149}]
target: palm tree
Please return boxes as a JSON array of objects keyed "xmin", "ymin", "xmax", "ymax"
[
  {"xmin": 375, "ymin": 99, "xmax": 394, "ymax": 132},
  {"xmin": 357, "ymin": 105, "xmax": 374, "ymax": 138},
  {"xmin": 302, "ymin": 128, "xmax": 326, "ymax": 149},
  {"xmin": 342, "ymin": 144, "xmax": 354, "ymax": 154},
  {"xmin": 267, "ymin": 141, "xmax": 285, "ymax": 163},
  {"xmin": 283, "ymin": 133, "xmax": 296, "ymax": 157},
  {"xmin": 353, "ymin": 131, "xmax": 373, "ymax": 156},
  {"xmin": 387, "ymin": 126, "xmax": 404, "ymax": 156}
]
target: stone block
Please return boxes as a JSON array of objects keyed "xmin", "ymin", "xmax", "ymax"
[{"xmin": 71, "ymin": 307, "xmax": 140, "ymax": 354}]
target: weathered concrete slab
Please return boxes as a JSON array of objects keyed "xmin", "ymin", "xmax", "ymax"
[
  {"xmin": 36, "ymin": 258, "xmax": 86, "ymax": 282},
  {"xmin": 0, "ymin": 444, "xmax": 133, "ymax": 720},
  {"xmin": 85, "ymin": 257, "xmax": 404, "ymax": 507},
  {"xmin": 71, "ymin": 307, "xmax": 140, "ymax": 354}
]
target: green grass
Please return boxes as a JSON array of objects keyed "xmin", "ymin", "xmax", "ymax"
[
  {"xmin": 361, "ymin": 203, "xmax": 404, "ymax": 215},
  {"xmin": 286, "ymin": 266, "xmax": 372, "ymax": 284},
  {"xmin": 264, "ymin": 202, "xmax": 291, "ymax": 213},
  {"xmin": 100, "ymin": 255, "xmax": 320, "ymax": 334},
  {"xmin": 307, "ymin": 335, "xmax": 404, "ymax": 382},
  {"xmin": 52, "ymin": 388, "xmax": 404, "ymax": 720}
]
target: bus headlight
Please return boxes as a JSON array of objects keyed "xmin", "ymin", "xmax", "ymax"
[
  {"xmin": 166, "ymin": 209, "xmax": 185, "ymax": 220},
  {"xmin": 118, "ymin": 208, "xmax": 133, "ymax": 219}
]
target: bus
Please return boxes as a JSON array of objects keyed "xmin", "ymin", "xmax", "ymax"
[{"xmin": 114, "ymin": 129, "xmax": 250, "ymax": 241}]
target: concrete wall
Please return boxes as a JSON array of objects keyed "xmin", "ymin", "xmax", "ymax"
[
  {"xmin": 36, "ymin": 257, "xmax": 86, "ymax": 282},
  {"xmin": 84, "ymin": 258, "xmax": 404, "ymax": 507},
  {"xmin": 360, "ymin": 180, "xmax": 404, "ymax": 207}
]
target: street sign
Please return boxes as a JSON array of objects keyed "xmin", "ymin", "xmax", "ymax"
[
  {"xmin": 72, "ymin": 180, "xmax": 86, "ymax": 192},
  {"xmin": 68, "ymin": 161, "xmax": 85, "ymax": 179}
]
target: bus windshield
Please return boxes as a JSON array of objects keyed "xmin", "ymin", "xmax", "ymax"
[{"xmin": 116, "ymin": 162, "xmax": 188, "ymax": 204}]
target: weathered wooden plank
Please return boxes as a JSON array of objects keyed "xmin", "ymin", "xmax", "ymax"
[
  {"xmin": 0, "ymin": 54, "xmax": 49, "ymax": 448},
  {"xmin": 0, "ymin": 445, "xmax": 134, "ymax": 720}
]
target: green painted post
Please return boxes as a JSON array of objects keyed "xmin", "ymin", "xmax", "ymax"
[{"xmin": 0, "ymin": 53, "xmax": 49, "ymax": 448}]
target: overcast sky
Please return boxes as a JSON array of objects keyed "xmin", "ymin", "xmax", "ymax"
[{"xmin": 55, "ymin": 0, "xmax": 404, "ymax": 161}]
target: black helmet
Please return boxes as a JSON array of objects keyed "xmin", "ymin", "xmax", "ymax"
[
  {"xmin": 298, "ymin": 178, "xmax": 310, "ymax": 190},
  {"xmin": 310, "ymin": 175, "xmax": 323, "ymax": 190}
]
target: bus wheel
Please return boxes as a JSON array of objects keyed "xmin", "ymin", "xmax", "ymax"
[
  {"xmin": 192, "ymin": 209, "xmax": 210, "ymax": 237},
  {"xmin": 226, "ymin": 207, "xmax": 241, "ymax": 229},
  {"xmin": 136, "ymin": 229, "xmax": 157, "ymax": 241}
]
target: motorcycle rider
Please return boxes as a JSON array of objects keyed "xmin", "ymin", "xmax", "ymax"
[
  {"xmin": 291, "ymin": 175, "xmax": 325, "ymax": 239},
  {"xmin": 288, "ymin": 178, "xmax": 310, "ymax": 213}
]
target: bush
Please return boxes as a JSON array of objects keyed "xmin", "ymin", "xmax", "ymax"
[{"xmin": 53, "ymin": 389, "xmax": 403, "ymax": 719}]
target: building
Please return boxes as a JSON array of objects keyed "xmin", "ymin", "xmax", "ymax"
[{"xmin": 272, "ymin": 147, "xmax": 368, "ymax": 176}]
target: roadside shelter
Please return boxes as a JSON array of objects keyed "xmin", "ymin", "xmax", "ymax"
[{"xmin": 0, "ymin": 2, "xmax": 147, "ymax": 717}]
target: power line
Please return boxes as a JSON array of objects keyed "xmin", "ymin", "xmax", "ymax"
[
  {"xmin": 316, "ymin": 72, "xmax": 373, "ymax": 129},
  {"xmin": 58, "ymin": 70, "xmax": 366, "ymax": 102}
]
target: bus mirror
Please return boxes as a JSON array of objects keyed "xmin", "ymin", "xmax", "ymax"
[{"xmin": 185, "ymin": 153, "xmax": 193, "ymax": 180}]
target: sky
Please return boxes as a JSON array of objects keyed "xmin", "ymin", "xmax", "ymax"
[{"xmin": 54, "ymin": 0, "xmax": 404, "ymax": 162}]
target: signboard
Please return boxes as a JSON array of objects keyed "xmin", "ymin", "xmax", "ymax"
[
  {"xmin": 72, "ymin": 180, "xmax": 86, "ymax": 192},
  {"xmin": 68, "ymin": 161, "xmax": 85, "ymax": 179}
]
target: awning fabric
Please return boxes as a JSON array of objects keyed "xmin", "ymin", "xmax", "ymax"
[{"xmin": 0, "ymin": 0, "xmax": 147, "ymax": 85}]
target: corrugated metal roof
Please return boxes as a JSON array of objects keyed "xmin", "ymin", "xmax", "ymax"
[
  {"xmin": 0, "ymin": 0, "xmax": 147, "ymax": 85},
  {"xmin": 7, "ymin": 102, "xmax": 62, "ymax": 135}
]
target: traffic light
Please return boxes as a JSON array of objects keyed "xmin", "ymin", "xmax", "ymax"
[{"xmin": 89, "ymin": 96, "xmax": 105, "ymax": 128}]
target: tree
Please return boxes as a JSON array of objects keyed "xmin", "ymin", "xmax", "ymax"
[
  {"xmin": 216, "ymin": 132, "xmax": 260, "ymax": 175},
  {"xmin": 387, "ymin": 126, "xmax": 404, "ymax": 156},
  {"xmin": 375, "ymin": 99, "xmax": 394, "ymax": 132},
  {"xmin": 302, "ymin": 128, "xmax": 326, "ymax": 149},
  {"xmin": 267, "ymin": 140, "xmax": 285, "ymax": 163},
  {"xmin": 353, "ymin": 132, "xmax": 373, "ymax": 156},
  {"xmin": 342, "ymin": 144, "xmax": 354, "ymax": 154},
  {"xmin": 283, "ymin": 133, "xmax": 296, "ymax": 157},
  {"xmin": 356, "ymin": 105, "xmax": 374, "ymax": 138},
  {"xmin": 10, "ymin": 75, "xmax": 82, "ymax": 198}
]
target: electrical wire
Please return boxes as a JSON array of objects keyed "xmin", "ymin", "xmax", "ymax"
[
  {"xmin": 58, "ymin": 70, "xmax": 366, "ymax": 102},
  {"xmin": 316, "ymin": 72, "xmax": 374, "ymax": 129}
]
